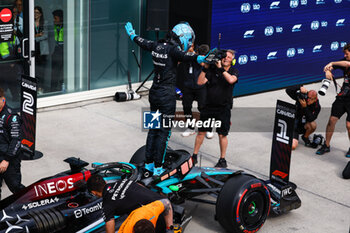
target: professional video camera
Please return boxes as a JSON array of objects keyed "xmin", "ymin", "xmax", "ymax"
[
  {"xmin": 296, "ymin": 90, "xmax": 308, "ymax": 100},
  {"xmin": 205, "ymin": 49, "xmax": 227, "ymax": 64}
]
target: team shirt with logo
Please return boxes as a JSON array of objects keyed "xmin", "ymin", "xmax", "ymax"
[{"xmin": 102, "ymin": 179, "xmax": 162, "ymax": 222}]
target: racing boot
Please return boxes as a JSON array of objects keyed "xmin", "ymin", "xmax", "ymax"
[
  {"xmin": 153, "ymin": 166, "xmax": 166, "ymax": 176},
  {"xmin": 145, "ymin": 162, "xmax": 154, "ymax": 172},
  {"xmin": 143, "ymin": 162, "xmax": 155, "ymax": 178},
  {"xmin": 316, "ymin": 143, "xmax": 330, "ymax": 155}
]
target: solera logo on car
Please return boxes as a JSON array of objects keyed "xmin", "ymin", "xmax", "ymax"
[
  {"xmin": 74, "ymin": 202, "xmax": 102, "ymax": 218},
  {"xmin": 34, "ymin": 178, "xmax": 74, "ymax": 197},
  {"xmin": 22, "ymin": 197, "xmax": 59, "ymax": 210}
]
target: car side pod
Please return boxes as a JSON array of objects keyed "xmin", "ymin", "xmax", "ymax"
[{"xmin": 265, "ymin": 180, "xmax": 301, "ymax": 215}]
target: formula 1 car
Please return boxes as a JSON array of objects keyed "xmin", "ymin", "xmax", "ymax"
[{"xmin": 0, "ymin": 144, "xmax": 301, "ymax": 233}]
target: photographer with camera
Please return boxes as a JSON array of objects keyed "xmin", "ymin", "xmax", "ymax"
[
  {"xmin": 316, "ymin": 44, "xmax": 350, "ymax": 156},
  {"xmin": 193, "ymin": 49, "xmax": 238, "ymax": 167},
  {"xmin": 286, "ymin": 85, "xmax": 321, "ymax": 150}
]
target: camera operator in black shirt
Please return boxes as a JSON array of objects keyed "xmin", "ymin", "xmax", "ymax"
[
  {"xmin": 286, "ymin": 85, "xmax": 321, "ymax": 150},
  {"xmin": 193, "ymin": 49, "xmax": 238, "ymax": 167}
]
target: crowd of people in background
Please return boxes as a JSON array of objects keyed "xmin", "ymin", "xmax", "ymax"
[{"xmin": 0, "ymin": 0, "xmax": 64, "ymax": 104}]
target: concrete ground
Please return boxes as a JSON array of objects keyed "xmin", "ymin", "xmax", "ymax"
[{"xmin": 2, "ymin": 83, "xmax": 350, "ymax": 233}]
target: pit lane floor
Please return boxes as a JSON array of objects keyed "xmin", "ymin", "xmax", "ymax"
[{"xmin": 2, "ymin": 83, "xmax": 349, "ymax": 233}]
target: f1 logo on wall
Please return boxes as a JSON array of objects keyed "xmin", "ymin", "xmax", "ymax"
[
  {"xmin": 270, "ymin": 1, "xmax": 281, "ymax": 9},
  {"xmin": 243, "ymin": 30, "xmax": 255, "ymax": 38},
  {"xmin": 267, "ymin": 51, "xmax": 278, "ymax": 60},
  {"xmin": 143, "ymin": 110, "xmax": 161, "ymax": 129}
]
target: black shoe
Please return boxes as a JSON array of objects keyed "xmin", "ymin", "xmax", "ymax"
[
  {"xmin": 192, "ymin": 154, "xmax": 198, "ymax": 165},
  {"xmin": 345, "ymin": 148, "xmax": 350, "ymax": 158},
  {"xmin": 316, "ymin": 144, "xmax": 330, "ymax": 155},
  {"xmin": 301, "ymin": 135, "xmax": 312, "ymax": 147},
  {"xmin": 215, "ymin": 158, "xmax": 227, "ymax": 168},
  {"xmin": 343, "ymin": 161, "xmax": 350, "ymax": 179}
]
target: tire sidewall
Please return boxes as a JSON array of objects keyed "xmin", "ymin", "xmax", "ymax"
[{"xmin": 216, "ymin": 175, "xmax": 270, "ymax": 233}]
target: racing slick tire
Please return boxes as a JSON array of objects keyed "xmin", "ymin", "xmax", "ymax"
[
  {"xmin": 216, "ymin": 175, "xmax": 270, "ymax": 233},
  {"xmin": 130, "ymin": 145, "xmax": 146, "ymax": 165}
]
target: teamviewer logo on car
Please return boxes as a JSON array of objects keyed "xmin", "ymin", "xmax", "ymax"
[
  {"xmin": 143, "ymin": 110, "xmax": 162, "ymax": 129},
  {"xmin": 74, "ymin": 209, "xmax": 83, "ymax": 218}
]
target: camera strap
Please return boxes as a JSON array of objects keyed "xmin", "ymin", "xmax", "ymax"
[{"xmin": 333, "ymin": 77, "xmax": 338, "ymax": 94}]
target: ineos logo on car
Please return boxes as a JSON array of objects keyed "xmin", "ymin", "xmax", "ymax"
[{"xmin": 34, "ymin": 178, "xmax": 74, "ymax": 197}]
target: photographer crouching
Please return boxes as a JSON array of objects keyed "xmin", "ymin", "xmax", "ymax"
[
  {"xmin": 193, "ymin": 49, "xmax": 238, "ymax": 167},
  {"xmin": 286, "ymin": 85, "xmax": 321, "ymax": 150}
]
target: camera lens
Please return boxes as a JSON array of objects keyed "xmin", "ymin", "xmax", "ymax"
[
  {"xmin": 114, "ymin": 92, "xmax": 141, "ymax": 102},
  {"xmin": 318, "ymin": 79, "xmax": 331, "ymax": 96}
]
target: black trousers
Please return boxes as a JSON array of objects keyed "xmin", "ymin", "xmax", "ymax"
[
  {"xmin": 36, "ymin": 55, "xmax": 48, "ymax": 90},
  {"xmin": 0, "ymin": 157, "xmax": 25, "ymax": 200},
  {"xmin": 182, "ymin": 87, "xmax": 206, "ymax": 129},
  {"xmin": 145, "ymin": 86, "xmax": 176, "ymax": 167},
  {"xmin": 51, "ymin": 45, "xmax": 63, "ymax": 92}
]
